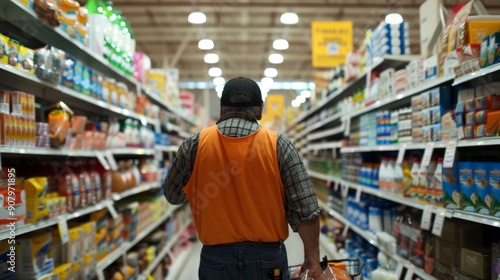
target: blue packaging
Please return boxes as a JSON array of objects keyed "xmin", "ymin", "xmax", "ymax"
[
  {"xmin": 474, "ymin": 162, "xmax": 490, "ymax": 215},
  {"xmin": 366, "ymin": 258, "xmax": 378, "ymax": 279},
  {"xmin": 372, "ymin": 165, "xmax": 379, "ymax": 189},
  {"xmin": 430, "ymin": 86, "xmax": 452, "ymax": 110},
  {"xmin": 458, "ymin": 161, "xmax": 476, "ymax": 212},
  {"xmin": 61, "ymin": 54, "xmax": 75, "ymax": 89},
  {"xmin": 82, "ymin": 66, "xmax": 91, "ymax": 95},
  {"xmin": 429, "ymin": 106, "xmax": 442, "ymax": 125},
  {"xmin": 73, "ymin": 60, "xmax": 83, "ymax": 93},
  {"xmin": 443, "ymin": 164, "xmax": 460, "ymax": 209},
  {"xmin": 431, "ymin": 124, "xmax": 442, "ymax": 142},
  {"xmin": 490, "ymin": 163, "xmax": 500, "ymax": 217}
]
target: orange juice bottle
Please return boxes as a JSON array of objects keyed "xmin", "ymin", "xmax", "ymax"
[{"xmin": 59, "ymin": 0, "xmax": 80, "ymax": 38}]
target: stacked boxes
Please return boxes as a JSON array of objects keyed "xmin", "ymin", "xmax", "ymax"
[
  {"xmin": 16, "ymin": 232, "xmax": 55, "ymax": 279},
  {"xmin": 397, "ymin": 107, "xmax": 412, "ymax": 143},
  {"xmin": 0, "ymin": 90, "xmax": 36, "ymax": 147},
  {"xmin": 411, "ymin": 86, "xmax": 451, "ymax": 143},
  {"xmin": 407, "ymin": 57, "xmax": 425, "ymax": 88},
  {"xmin": 378, "ymin": 68, "xmax": 395, "ymax": 101}
]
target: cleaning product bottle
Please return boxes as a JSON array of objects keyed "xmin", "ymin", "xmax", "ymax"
[
  {"xmin": 394, "ymin": 159, "xmax": 404, "ymax": 195},
  {"xmin": 86, "ymin": 0, "xmax": 107, "ymax": 55},
  {"xmin": 379, "ymin": 158, "xmax": 388, "ymax": 190},
  {"xmin": 410, "ymin": 158, "xmax": 421, "ymax": 200},
  {"xmin": 371, "ymin": 252, "xmax": 397, "ymax": 280},
  {"xmin": 433, "ymin": 158, "xmax": 443, "ymax": 206},
  {"xmin": 418, "ymin": 160, "xmax": 429, "ymax": 202},
  {"xmin": 402, "ymin": 158, "xmax": 412, "ymax": 197},
  {"xmin": 386, "ymin": 158, "xmax": 396, "ymax": 192}
]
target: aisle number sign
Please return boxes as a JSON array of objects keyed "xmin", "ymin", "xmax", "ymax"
[{"xmin": 311, "ymin": 21, "xmax": 353, "ymax": 68}]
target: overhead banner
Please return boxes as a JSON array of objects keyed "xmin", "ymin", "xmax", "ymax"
[{"xmin": 311, "ymin": 21, "xmax": 353, "ymax": 68}]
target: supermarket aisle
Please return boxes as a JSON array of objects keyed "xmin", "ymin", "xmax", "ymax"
[{"xmin": 177, "ymin": 231, "xmax": 334, "ymax": 279}]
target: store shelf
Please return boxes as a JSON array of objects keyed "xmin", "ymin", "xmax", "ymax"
[
  {"xmin": 0, "ymin": 200, "xmax": 112, "ymax": 240},
  {"xmin": 307, "ymin": 123, "xmax": 345, "ymax": 141},
  {"xmin": 165, "ymin": 241, "xmax": 198, "ymax": 280},
  {"xmin": 453, "ymin": 210, "xmax": 500, "ymax": 228},
  {"xmin": 141, "ymin": 87, "xmax": 199, "ymax": 127},
  {"xmin": 340, "ymin": 141, "xmax": 449, "ymax": 153},
  {"xmin": 319, "ymin": 233, "xmax": 340, "ymax": 260},
  {"xmin": 110, "ymin": 148, "xmax": 156, "ymax": 156},
  {"xmin": 111, "ymin": 181, "xmax": 162, "ymax": 201},
  {"xmin": 457, "ymin": 137, "xmax": 500, "ymax": 147},
  {"xmin": 369, "ymin": 55, "xmax": 420, "ymax": 71},
  {"xmin": 0, "ymin": 146, "xmax": 98, "ymax": 157},
  {"xmin": 295, "ymin": 113, "xmax": 344, "ymax": 141},
  {"xmin": 97, "ymin": 205, "xmax": 182, "ymax": 272},
  {"xmin": 307, "ymin": 170, "xmax": 342, "ymax": 183},
  {"xmin": 306, "ymin": 141, "xmax": 343, "ymax": 151},
  {"xmin": 0, "ymin": 63, "xmax": 158, "ymax": 126},
  {"xmin": 452, "ymin": 62, "xmax": 500, "ymax": 86},
  {"xmin": 346, "ymin": 75, "xmax": 455, "ymax": 120},
  {"xmin": 155, "ymin": 145, "xmax": 180, "ymax": 152},
  {"xmin": 165, "ymin": 123, "xmax": 192, "ymax": 139},
  {"xmin": 0, "ymin": 0, "xmax": 138, "ymax": 88},
  {"xmin": 140, "ymin": 218, "xmax": 193, "ymax": 278},
  {"xmin": 318, "ymin": 201, "xmax": 436, "ymax": 280}
]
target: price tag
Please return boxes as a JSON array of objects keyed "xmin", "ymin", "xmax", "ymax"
[
  {"xmin": 443, "ymin": 140, "xmax": 458, "ymax": 168},
  {"xmin": 395, "ymin": 263, "xmax": 404, "ymax": 279},
  {"xmin": 420, "ymin": 205, "xmax": 433, "ymax": 231},
  {"xmin": 355, "ymin": 187, "xmax": 362, "ymax": 203},
  {"xmin": 421, "ymin": 142, "xmax": 435, "ymax": 167},
  {"xmin": 397, "ymin": 144, "xmax": 407, "ymax": 164},
  {"xmin": 97, "ymin": 269, "xmax": 105, "ymax": 280},
  {"xmin": 344, "ymin": 118, "xmax": 351, "ymax": 136},
  {"xmin": 432, "ymin": 210, "xmax": 446, "ymax": 237},
  {"xmin": 96, "ymin": 152, "xmax": 110, "ymax": 170},
  {"xmin": 404, "ymin": 266, "xmax": 414, "ymax": 280},
  {"xmin": 58, "ymin": 216, "xmax": 69, "ymax": 244},
  {"xmin": 106, "ymin": 202, "xmax": 119, "ymax": 219},
  {"xmin": 342, "ymin": 225, "xmax": 349, "ymax": 237},
  {"xmin": 105, "ymin": 151, "xmax": 118, "ymax": 171}
]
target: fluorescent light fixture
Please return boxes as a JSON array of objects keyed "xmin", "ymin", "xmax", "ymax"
[
  {"xmin": 269, "ymin": 53, "xmax": 284, "ymax": 64},
  {"xmin": 264, "ymin": 68, "xmax": 278, "ymax": 78},
  {"xmin": 261, "ymin": 77, "xmax": 274, "ymax": 87},
  {"xmin": 198, "ymin": 38, "xmax": 214, "ymax": 50},
  {"xmin": 273, "ymin": 39, "xmax": 289, "ymax": 50},
  {"xmin": 213, "ymin": 77, "xmax": 225, "ymax": 86},
  {"xmin": 188, "ymin": 12, "xmax": 206, "ymax": 24},
  {"xmin": 385, "ymin": 13, "xmax": 403, "ymax": 24},
  {"xmin": 280, "ymin": 12, "xmax": 299, "ymax": 25},
  {"xmin": 261, "ymin": 91, "xmax": 268, "ymax": 101},
  {"xmin": 208, "ymin": 67, "xmax": 222, "ymax": 77},
  {"xmin": 217, "ymin": 91, "xmax": 222, "ymax": 98},
  {"xmin": 204, "ymin": 53, "xmax": 219, "ymax": 63},
  {"xmin": 216, "ymin": 85, "xmax": 224, "ymax": 92},
  {"xmin": 296, "ymin": 95, "xmax": 306, "ymax": 103},
  {"xmin": 300, "ymin": 90, "xmax": 312, "ymax": 98},
  {"xmin": 291, "ymin": 100, "xmax": 300, "ymax": 107}
]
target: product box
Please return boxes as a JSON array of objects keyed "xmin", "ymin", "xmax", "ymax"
[
  {"xmin": 421, "ymin": 91, "xmax": 430, "ymax": 109},
  {"xmin": 465, "ymin": 111, "xmax": 475, "ymax": 125},
  {"xmin": 431, "ymin": 124, "xmax": 442, "ymax": 142},
  {"xmin": 466, "ymin": 17, "xmax": 500, "ymax": 45},
  {"xmin": 0, "ymin": 241, "xmax": 15, "ymax": 280},
  {"xmin": 490, "ymin": 163, "xmax": 500, "ymax": 217},
  {"xmin": 424, "ymin": 54, "xmax": 438, "ymax": 80},
  {"xmin": 422, "ymin": 125, "xmax": 432, "ymax": 143},
  {"xmin": 440, "ymin": 219, "xmax": 483, "ymax": 246},
  {"xmin": 422, "ymin": 109, "xmax": 431, "ymax": 126},
  {"xmin": 52, "ymin": 263, "xmax": 71, "ymax": 280},
  {"xmin": 493, "ymin": 239, "xmax": 500, "ymax": 280},
  {"xmin": 480, "ymin": 36, "xmax": 490, "ymax": 68},
  {"xmin": 474, "ymin": 162, "xmax": 491, "ymax": 215},
  {"xmin": 0, "ymin": 90, "xmax": 9, "ymax": 115},
  {"xmin": 83, "ymin": 252, "xmax": 97, "ymax": 280},
  {"xmin": 461, "ymin": 247, "xmax": 492, "ymax": 279},
  {"xmin": 436, "ymin": 238, "xmax": 461, "ymax": 267},
  {"xmin": 22, "ymin": 177, "xmax": 49, "ymax": 223},
  {"xmin": 463, "ymin": 125, "xmax": 474, "ymax": 139},
  {"xmin": 411, "ymin": 95, "xmax": 422, "ymax": 111},
  {"xmin": 486, "ymin": 111, "xmax": 500, "ymax": 137},
  {"xmin": 445, "ymin": 50, "xmax": 461, "ymax": 77},
  {"xmin": 475, "ymin": 124, "xmax": 486, "ymax": 138},
  {"xmin": 489, "ymin": 32, "xmax": 500, "ymax": 66},
  {"xmin": 443, "ymin": 165, "xmax": 460, "ymax": 209},
  {"xmin": 18, "ymin": 46, "xmax": 34, "ymax": 74},
  {"xmin": 412, "ymin": 111, "xmax": 422, "ymax": 128},
  {"xmin": 434, "ymin": 261, "xmax": 452, "ymax": 280},
  {"xmin": 412, "ymin": 127, "xmax": 422, "ymax": 143},
  {"xmin": 0, "ymin": 34, "xmax": 9, "ymax": 65},
  {"xmin": 16, "ymin": 232, "xmax": 55, "ymax": 279},
  {"xmin": 429, "ymin": 106, "xmax": 443, "ymax": 125},
  {"xmin": 459, "ymin": 161, "xmax": 476, "ymax": 212},
  {"xmin": 0, "ymin": 188, "xmax": 26, "ymax": 231}
]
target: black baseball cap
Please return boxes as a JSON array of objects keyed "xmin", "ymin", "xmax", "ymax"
[{"xmin": 220, "ymin": 77, "xmax": 263, "ymax": 107}]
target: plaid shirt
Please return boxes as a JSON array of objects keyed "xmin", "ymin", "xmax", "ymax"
[{"xmin": 163, "ymin": 111, "xmax": 320, "ymax": 231}]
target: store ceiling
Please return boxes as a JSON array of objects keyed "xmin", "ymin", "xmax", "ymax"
[{"xmin": 114, "ymin": 0, "xmax": 500, "ymax": 83}]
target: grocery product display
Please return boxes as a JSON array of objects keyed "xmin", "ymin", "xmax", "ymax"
[{"xmin": 289, "ymin": 2, "xmax": 500, "ymax": 280}]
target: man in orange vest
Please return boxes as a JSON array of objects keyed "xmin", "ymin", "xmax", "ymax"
[{"xmin": 164, "ymin": 77, "xmax": 323, "ymax": 279}]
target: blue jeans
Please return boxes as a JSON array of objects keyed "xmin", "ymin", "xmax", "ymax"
[{"xmin": 199, "ymin": 242, "xmax": 289, "ymax": 280}]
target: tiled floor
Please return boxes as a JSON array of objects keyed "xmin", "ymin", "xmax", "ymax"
[{"xmin": 176, "ymin": 231, "xmax": 334, "ymax": 279}]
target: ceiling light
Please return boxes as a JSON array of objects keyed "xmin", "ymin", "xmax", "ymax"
[
  {"xmin": 269, "ymin": 53, "xmax": 284, "ymax": 64},
  {"xmin": 204, "ymin": 53, "xmax": 219, "ymax": 64},
  {"xmin": 216, "ymin": 85, "xmax": 224, "ymax": 92},
  {"xmin": 208, "ymin": 67, "xmax": 222, "ymax": 77},
  {"xmin": 261, "ymin": 77, "xmax": 274, "ymax": 87},
  {"xmin": 213, "ymin": 77, "xmax": 225, "ymax": 86},
  {"xmin": 300, "ymin": 90, "xmax": 312, "ymax": 98},
  {"xmin": 291, "ymin": 100, "xmax": 300, "ymax": 107},
  {"xmin": 198, "ymin": 38, "xmax": 214, "ymax": 50},
  {"xmin": 264, "ymin": 68, "xmax": 278, "ymax": 78},
  {"xmin": 296, "ymin": 95, "xmax": 306, "ymax": 103},
  {"xmin": 217, "ymin": 91, "xmax": 222, "ymax": 98},
  {"xmin": 273, "ymin": 39, "xmax": 289, "ymax": 50},
  {"xmin": 280, "ymin": 12, "xmax": 299, "ymax": 25},
  {"xmin": 188, "ymin": 12, "xmax": 206, "ymax": 24},
  {"xmin": 385, "ymin": 13, "xmax": 403, "ymax": 24}
]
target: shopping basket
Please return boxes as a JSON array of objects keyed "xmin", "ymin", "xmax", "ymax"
[{"xmin": 288, "ymin": 256, "xmax": 363, "ymax": 280}]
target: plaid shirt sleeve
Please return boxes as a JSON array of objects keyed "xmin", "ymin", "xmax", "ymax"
[
  {"xmin": 277, "ymin": 134, "xmax": 321, "ymax": 232},
  {"xmin": 163, "ymin": 132, "xmax": 200, "ymax": 205}
]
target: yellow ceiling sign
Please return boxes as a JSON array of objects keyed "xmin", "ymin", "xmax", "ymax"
[{"xmin": 311, "ymin": 21, "xmax": 353, "ymax": 68}]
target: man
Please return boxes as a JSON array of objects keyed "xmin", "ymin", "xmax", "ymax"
[{"xmin": 164, "ymin": 77, "xmax": 323, "ymax": 279}]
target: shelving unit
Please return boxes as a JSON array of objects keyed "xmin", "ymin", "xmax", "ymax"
[
  {"xmin": 96, "ymin": 204, "xmax": 184, "ymax": 272},
  {"xmin": 110, "ymin": 148, "xmax": 157, "ymax": 156},
  {"xmin": 155, "ymin": 145, "xmax": 180, "ymax": 153},
  {"xmin": 111, "ymin": 181, "xmax": 161, "ymax": 201},
  {"xmin": 452, "ymin": 62, "xmax": 500, "ymax": 86},
  {"xmin": 165, "ymin": 241, "xmax": 198, "ymax": 280}
]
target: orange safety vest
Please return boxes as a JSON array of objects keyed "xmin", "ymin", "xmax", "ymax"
[{"xmin": 183, "ymin": 125, "xmax": 289, "ymax": 245}]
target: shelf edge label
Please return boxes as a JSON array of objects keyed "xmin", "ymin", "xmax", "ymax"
[
  {"xmin": 420, "ymin": 205, "xmax": 433, "ymax": 231},
  {"xmin": 432, "ymin": 209, "xmax": 446, "ymax": 237},
  {"xmin": 421, "ymin": 142, "xmax": 435, "ymax": 167},
  {"xmin": 443, "ymin": 140, "xmax": 458, "ymax": 168},
  {"xmin": 397, "ymin": 144, "xmax": 407, "ymax": 164},
  {"xmin": 58, "ymin": 216, "xmax": 70, "ymax": 244}
]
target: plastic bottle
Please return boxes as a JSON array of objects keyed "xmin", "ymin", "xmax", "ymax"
[
  {"xmin": 58, "ymin": 0, "xmax": 80, "ymax": 38},
  {"xmin": 86, "ymin": 0, "xmax": 107, "ymax": 55},
  {"xmin": 402, "ymin": 158, "xmax": 412, "ymax": 197},
  {"xmin": 372, "ymin": 163, "xmax": 380, "ymax": 189},
  {"xmin": 124, "ymin": 118, "xmax": 133, "ymax": 146},
  {"xmin": 75, "ymin": 160, "xmax": 90, "ymax": 207},
  {"xmin": 57, "ymin": 161, "xmax": 78, "ymax": 211},
  {"xmin": 368, "ymin": 202, "xmax": 383, "ymax": 233},
  {"xmin": 426, "ymin": 159, "xmax": 438, "ymax": 204},
  {"xmin": 386, "ymin": 158, "xmax": 396, "ymax": 192},
  {"xmin": 77, "ymin": 7, "xmax": 88, "ymax": 46},
  {"xmin": 88, "ymin": 159, "xmax": 103, "ymax": 203},
  {"xmin": 410, "ymin": 158, "xmax": 421, "ymax": 200},
  {"xmin": 371, "ymin": 252, "xmax": 397, "ymax": 280},
  {"xmin": 394, "ymin": 160, "xmax": 404, "ymax": 194},
  {"xmin": 379, "ymin": 158, "xmax": 388, "ymax": 190},
  {"xmin": 97, "ymin": 161, "xmax": 112, "ymax": 200}
]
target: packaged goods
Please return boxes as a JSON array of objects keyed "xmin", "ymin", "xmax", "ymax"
[
  {"xmin": 0, "ymin": 188, "xmax": 26, "ymax": 231},
  {"xmin": 16, "ymin": 232, "xmax": 55, "ymax": 279},
  {"xmin": 0, "ymin": 33, "xmax": 9, "ymax": 64},
  {"xmin": 486, "ymin": 111, "xmax": 500, "ymax": 137},
  {"xmin": 489, "ymin": 32, "xmax": 500, "ymax": 66},
  {"xmin": 459, "ymin": 161, "xmax": 475, "ymax": 212},
  {"xmin": 490, "ymin": 163, "xmax": 500, "ymax": 217},
  {"xmin": 480, "ymin": 36, "xmax": 489, "ymax": 68},
  {"xmin": 18, "ymin": 46, "xmax": 34, "ymax": 74},
  {"xmin": 46, "ymin": 101, "xmax": 73, "ymax": 148},
  {"xmin": 461, "ymin": 247, "xmax": 492, "ymax": 280},
  {"xmin": 22, "ymin": 177, "xmax": 49, "ymax": 223},
  {"xmin": 7, "ymin": 39, "xmax": 20, "ymax": 67},
  {"xmin": 474, "ymin": 162, "xmax": 491, "ymax": 215},
  {"xmin": 61, "ymin": 54, "xmax": 76, "ymax": 88},
  {"xmin": 443, "ymin": 164, "xmax": 460, "ymax": 209}
]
